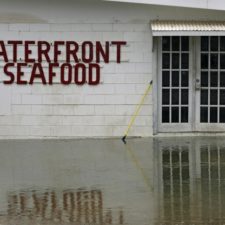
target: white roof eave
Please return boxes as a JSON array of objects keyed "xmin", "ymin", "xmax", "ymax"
[{"xmin": 104, "ymin": 0, "xmax": 225, "ymax": 11}]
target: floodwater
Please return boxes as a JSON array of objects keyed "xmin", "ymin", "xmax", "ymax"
[{"xmin": 0, "ymin": 137, "xmax": 225, "ymax": 225}]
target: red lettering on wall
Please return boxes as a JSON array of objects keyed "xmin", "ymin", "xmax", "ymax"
[
  {"xmin": 3, "ymin": 63, "xmax": 15, "ymax": 84},
  {"xmin": 82, "ymin": 41, "xmax": 93, "ymax": 63},
  {"xmin": 49, "ymin": 63, "xmax": 59, "ymax": 84},
  {"xmin": 66, "ymin": 41, "xmax": 79, "ymax": 63},
  {"xmin": 61, "ymin": 63, "xmax": 72, "ymax": 85},
  {"xmin": 96, "ymin": 41, "xmax": 109, "ymax": 63},
  {"xmin": 25, "ymin": 41, "xmax": 35, "ymax": 63},
  {"xmin": 74, "ymin": 63, "xmax": 86, "ymax": 85},
  {"xmin": 54, "ymin": 41, "xmax": 65, "ymax": 63},
  {"xmin": 0, "ymin": 41, "xmax": 8, "ymax": 62},
  {"xmin": 0, "ymin": 40, "xmax": 127, "ymax": 85},
  {"xmin": 88, "ymin": 64, "xmax": 100, "ymax": 85},
  {"xmin": 29, "ymin": 63, "xmax": 47, "ymax": 85},
  {"xmin": 17, "ymin": 63, "xmax": 28, "ymax": 85},
  {"xmin": 38, "ymin": 41, "xmax": 51, "ymax": 63},
  {"xmin": 8, "ymin": 41, "xmax": 22, "ymax": 62},
  {"xmin": 111, "ymin": 41, "xmax": 126, "ymax": 63}
]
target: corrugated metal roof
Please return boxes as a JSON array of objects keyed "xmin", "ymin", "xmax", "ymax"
[{"xmin": 151, "ymin": 20, "xmax": 225, "ymax": 36}]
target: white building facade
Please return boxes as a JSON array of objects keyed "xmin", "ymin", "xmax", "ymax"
[{"xmin": 1, "ymin": 0, "xmax": 225, "ymax": 138}]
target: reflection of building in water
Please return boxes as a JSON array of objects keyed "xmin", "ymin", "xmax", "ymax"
[
  {"xmin": 197, "ymin": 143, "xmax": 225, "ymax": 222},
  {"xmin": 7, "ymin": 188, "xmax": 124, "ymax": 224},
  {"xmin": 154, "ymin": 138, "xmax": 225, "ymax": 224}
]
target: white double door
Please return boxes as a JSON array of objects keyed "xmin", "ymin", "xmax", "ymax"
[{"xmin": 158, "ymin": 36, "xmax": 225, "ymax": 133}]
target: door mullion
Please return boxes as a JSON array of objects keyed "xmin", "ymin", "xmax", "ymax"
[
  {"xmin": 218, "ymin": 37, "xmax": 221, "ymax": 123},
  {"xmin": 208, "ymin": 37, "xmax": 211, "ymax": 124},
  {"xmin": 193, "ymin": 36, "xmax": 199, "ymax": 132}
]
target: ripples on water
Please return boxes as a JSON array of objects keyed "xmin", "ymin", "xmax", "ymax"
[{"xmin": 1, "ymin": 137, "xmax": 225, "ymax": 225}]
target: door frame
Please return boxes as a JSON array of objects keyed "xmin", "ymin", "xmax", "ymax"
[
  {"xmin": 156, "ymin": 36, "xmax": 194, "ymax": 133},
  {"xmin": 154, "ymin": 36, "xmax": 225, "ymax": 134},
  {"xmin": 195, "ymin": 36, "xmax": 225, "ymax": 132}
]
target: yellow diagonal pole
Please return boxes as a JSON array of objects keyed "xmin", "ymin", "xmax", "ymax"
[{"xmin": 122, "ymin": 80, "xmax": 153, "ymax": 144}]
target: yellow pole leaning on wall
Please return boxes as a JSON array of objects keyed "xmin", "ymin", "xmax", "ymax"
[{"xmin": 122, "ymin": 80, "xmax": 153, "ymax": 144}]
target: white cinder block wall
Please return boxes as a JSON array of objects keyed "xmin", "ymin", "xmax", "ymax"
[{"xmin": 0, "ymin": 0, "xmax": 225, "ymax": 139}]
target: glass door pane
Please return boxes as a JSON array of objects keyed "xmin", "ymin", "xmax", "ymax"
[
  {"xmin": 200, "ymin": 36, "xmax": 225, "ymax": 123},
  {"xmin": 161, "ymin": 36, "xmax": 190, "ymax": 125}
]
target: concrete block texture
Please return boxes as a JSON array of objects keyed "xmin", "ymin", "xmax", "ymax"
[{"xmin": 0, "ymin": 0, "xmax": 166, "ymax": 138}]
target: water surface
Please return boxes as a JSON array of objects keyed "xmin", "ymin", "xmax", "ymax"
[{"xmin": 0, "ymin": 137, "xmax": 224, "ymax": 225}]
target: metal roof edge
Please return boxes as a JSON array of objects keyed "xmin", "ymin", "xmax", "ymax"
[
  {"xmin": 152, "ymin": 31, "xmax": 225, "ymax": 36},
  {"xmin": 150, "ymin": 20, "xmax": 225, "ymax": 36}
]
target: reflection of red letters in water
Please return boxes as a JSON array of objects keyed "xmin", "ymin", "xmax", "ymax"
[{"xmin": 7, "ymin": 188, "xmax": 125, "ymax": 224}]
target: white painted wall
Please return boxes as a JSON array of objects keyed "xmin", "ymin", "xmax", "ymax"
[{"xmin": 0, "ymin": 0, "xmax": 225, "ymax": 138}]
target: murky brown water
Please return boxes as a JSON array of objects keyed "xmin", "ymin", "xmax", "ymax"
[{"xmin": 0, "ymin": 137, "xmax": 225, "ymax": 225}]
